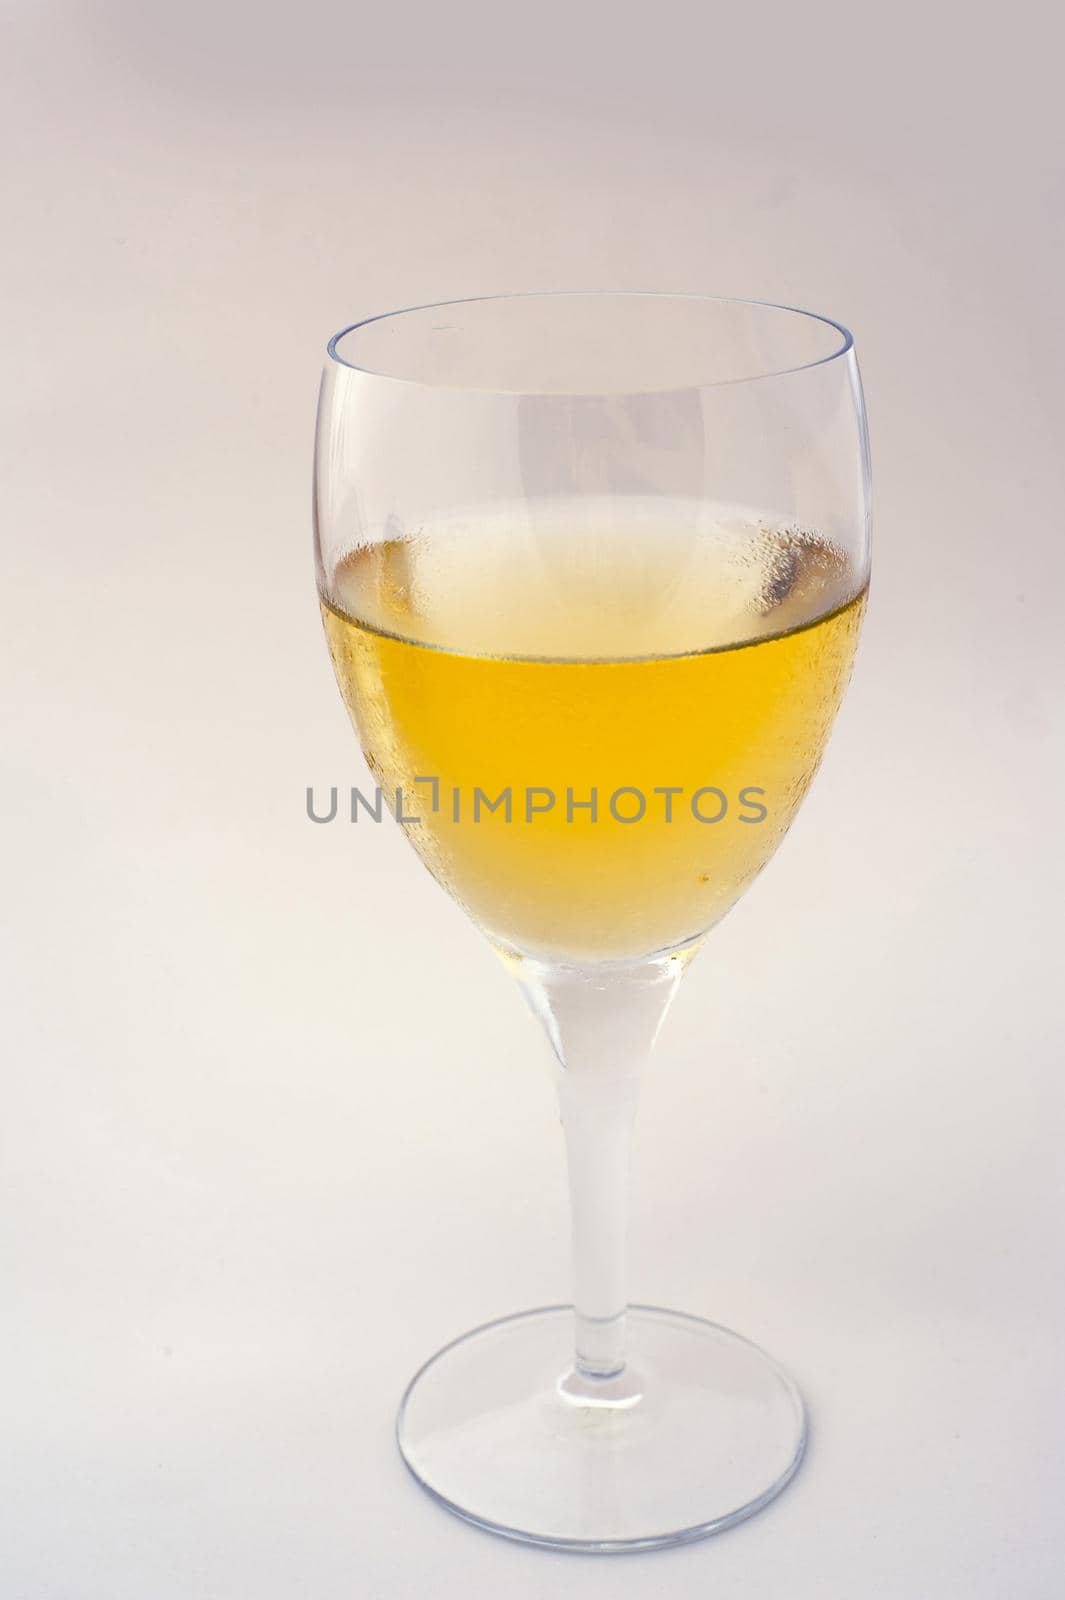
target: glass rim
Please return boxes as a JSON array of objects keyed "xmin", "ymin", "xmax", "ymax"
[{"xmin": 325, "ymin": 291, "xmax": 855, "ymax": 394}]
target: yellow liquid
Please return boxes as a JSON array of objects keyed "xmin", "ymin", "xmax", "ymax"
[{"xmin": 321, "ymin": 508, "xmax": 865, "ymax": 962}]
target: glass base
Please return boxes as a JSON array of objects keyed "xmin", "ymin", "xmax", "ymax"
[{"xmin": 396, "ymin": 1305, "xmax": 806, "ymax": 1552}]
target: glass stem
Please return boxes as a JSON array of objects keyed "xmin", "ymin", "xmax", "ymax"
[
  {"xmin": 557, "ymin": 1059, "xmax": 640, "ymax": 1378},
  {"xmin": 514, "ymin": 949, "xmax": 691, "ymax": 1389}
]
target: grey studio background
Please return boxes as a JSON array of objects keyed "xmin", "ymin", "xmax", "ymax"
[{"xmin": 4, "ymin": 2, "xmax": 1063, "ymax": 1596}]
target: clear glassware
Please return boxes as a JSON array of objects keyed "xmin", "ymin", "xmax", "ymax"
[{"xmin": 313, "ymin": 293, "xmax": 871, "ymax": 1551}]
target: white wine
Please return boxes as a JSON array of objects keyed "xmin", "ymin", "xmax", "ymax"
[{"xmin": 322, "ymin": 504, "xmax": 865, "ymax": 962}]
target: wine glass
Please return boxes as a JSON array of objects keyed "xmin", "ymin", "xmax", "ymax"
[{"xmin": 313, "ymin": 292, "xmax": 870, "ymax": 1551}]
